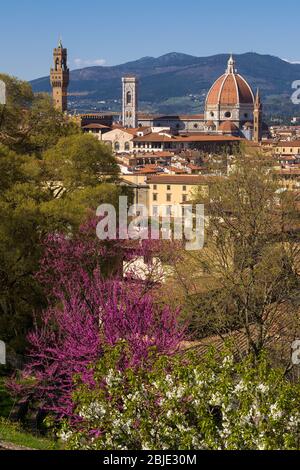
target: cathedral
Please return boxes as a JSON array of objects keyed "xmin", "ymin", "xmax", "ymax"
[
  {"xmin": 49, "ymin": 42, "xmax": 263, "ymax": 142},
  {"xmin": 204, "ymin": 55, "xmax": 262, "ymax": 141},
  {"xmin": 125, "ymin": 55, "xmax": 264, "ymax": 142}
]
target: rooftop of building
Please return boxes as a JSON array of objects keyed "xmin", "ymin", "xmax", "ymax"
[
  {"xmin": 146, "ymin": 174, "xmax": 221, "ymax": 185},
  {"xmin": 133, "ymin": 133, "xmax": 242, "ymax": 143},
  {"xmin": 82, "ymin": 123, "xmax": 111, "ymax": 130},
  {"xmin": 275, "ymin": 141, "xmax": 300, "ymax": 147}
]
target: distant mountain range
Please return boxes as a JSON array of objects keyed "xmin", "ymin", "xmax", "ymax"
[{"xmin": 30, "ymin": 52, "xmax": 300, "ymax": 118}]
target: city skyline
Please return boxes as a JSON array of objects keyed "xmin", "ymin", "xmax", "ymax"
[{"xmin": 1, "ymin": 0, "xmax": 300, "ymax": 81}]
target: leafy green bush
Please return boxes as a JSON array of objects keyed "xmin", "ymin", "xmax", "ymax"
[{"xmin": 59, "ymin": 345, "xmax": 300, "ymax": 450}]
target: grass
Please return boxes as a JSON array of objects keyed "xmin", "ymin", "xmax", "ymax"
[
  {"xmin": 0, "ymin": 418, "xmax": 60, "ymax": 450},
  {"xmin": 0, "ymin": 376, "xmax": 61, "ymax": 450},
  {"xmin": 0, "ymin": 376, "xmax": 14, "ymax": 419}
]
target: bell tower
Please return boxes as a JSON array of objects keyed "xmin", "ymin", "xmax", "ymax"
[
  {"xmin": 122, "ymin": 75, "xmax": 138, "ymax": 128},
  {"xmin": 253, "ymin": 88, "xmax": 262, "ymax": 143},
  {"xmin": 50, "ymin": 39, "xmax": 69, "ymax": 113}
]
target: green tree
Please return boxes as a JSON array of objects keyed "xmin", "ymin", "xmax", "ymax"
[
  {"xmin": 170, "ymin": 153, "xmax": 300, "ymax": 363},
  {"xmin": 0, "ymin": 74, "xmax": 79, "ymax": 155},
  {"xmin": 42, "ymin": 134, "xmax": 119, "ymax": 197},
  {"xmin": 0, "ymin": 76, "xmax": 125, "ymax": 354}
]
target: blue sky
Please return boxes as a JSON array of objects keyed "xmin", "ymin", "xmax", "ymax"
[{"xmin": 1, "ymin": 0, "xmax": 300, "ymax": 80}]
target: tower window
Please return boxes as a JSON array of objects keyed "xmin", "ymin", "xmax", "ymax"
[
  {"xmin": 126, "ymin": 91, "xmax": 132, "ymax": 105},
  {"xmin": 225, "ymin": 111, "xmax": 232, "ymax": 118}
]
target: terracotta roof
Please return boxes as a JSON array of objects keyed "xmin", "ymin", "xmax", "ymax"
[
  {"xmin": 187, "ymin": 163, "xmax": 202, "ymax": 171},
  {"xmin": 135, "ymin": 151, "xmax": 173, "ymax": 158},
  {"xmin": 168, "ymin": 166, "xmax": 187, "ymax": 174},
  {"xmin": 276, "ymin": 168, "xmax": 300, "ymax": 176},
  {"xmin": 276, "ymin": 141, "xmax": 300, "ymax": 147},
  {"xmin": 135, "ymin": 165, "xmax": 162, "ymax": 175},
  {"xmin": 106, "ymin": 127, "xmax": 136, "ymax": 137},
  {"xmin": 82, "ymin": 123, "xmax": 111, "ymax": 130},
  {"xmin": 121, "ymin": 128, "xmax": 140, "ymax": 135},
  {"xmin": 133, "ymin": 133, "xmax": 242, "ymax": 143},
  {"xmin": 219, "ymin": 121, "xmax": 239, "ymax": 132},
  {"xmin": 146, "ymin": 175, "xmax": 220, "ymax": 185}
]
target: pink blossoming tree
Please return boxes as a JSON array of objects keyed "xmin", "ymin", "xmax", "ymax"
[{"xmin": 8, "ymin": 217, "xmax": 184, "ymax": 420}]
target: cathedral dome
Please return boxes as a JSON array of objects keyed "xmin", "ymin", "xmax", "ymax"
[{"xmin": 206, "ymin": 55, "xmax": 254, "ymax": 107}]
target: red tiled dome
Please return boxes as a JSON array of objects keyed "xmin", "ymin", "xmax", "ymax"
[{"xmin": 206, "ymin": 56, "xmax": 254, "ymax": 107}]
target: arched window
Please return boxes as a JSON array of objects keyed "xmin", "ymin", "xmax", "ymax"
[
  {"xmin": 126, "ymin": 91, "xmax": 132, "ymax": 105},
  {"xmin": 114, "ymin": 142, "xmax": 120, "ymax": 152},
  {"xmin": 125, "ymin": 142, "xmax": 130, "ymax": 151}
]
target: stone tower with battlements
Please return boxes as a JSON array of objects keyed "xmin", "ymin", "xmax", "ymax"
[
  {"xmin": 122, "ymin": 75, "xmax": 138, "ymax": 128},
  {"xmin": 50, "ymin": 39, "xmax": 69, "ymax": 113},
  {"xmin": 253, "ymin": 88, "xmax": 263, "ymax": 143}
]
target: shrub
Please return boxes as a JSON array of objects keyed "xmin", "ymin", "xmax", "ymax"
[{"xmin": 60, "ymin": 347, "xmax": 300, "ymax": 450}]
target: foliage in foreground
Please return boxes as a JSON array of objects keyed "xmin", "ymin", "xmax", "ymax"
[
  {"xmin": 60, "ymin": 346, "xmax": 300, "ymax": 450},
  {"xmin": 7, "ymin": 223, "xmax": 184, "ymax": 421},
  {"xmin": 0, "ymin": 80, "xmax": 124, "ymax": 354}
]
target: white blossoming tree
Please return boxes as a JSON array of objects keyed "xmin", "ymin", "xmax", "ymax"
[{"xmin": 59, "ymin": 345, "xmax": 300, "ymax": 450}]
